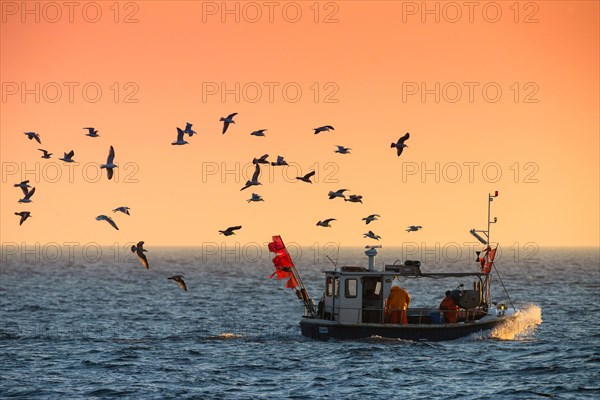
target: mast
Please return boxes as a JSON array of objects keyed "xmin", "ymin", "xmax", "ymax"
[{"xmin": 470, "ymin": 191, "xmax": 499, "ymax": 308}]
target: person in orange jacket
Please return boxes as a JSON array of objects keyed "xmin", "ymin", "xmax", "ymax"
[
  {"xmin": 439, "ymin": 291, "xmax": 459, "ymax": 323},
  {"xmin": 385, "ymin": 285, "xmax": 411, "ymax": 324}
]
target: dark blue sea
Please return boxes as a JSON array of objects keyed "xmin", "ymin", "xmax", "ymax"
[{"xmin": 1, "ymin": 246, "xmax": 598, "ymax": 399}]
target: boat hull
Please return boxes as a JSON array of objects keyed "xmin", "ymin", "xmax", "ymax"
[{"xmin": 300, "ymin": 315, "xmax": 516, "ymax": 341}]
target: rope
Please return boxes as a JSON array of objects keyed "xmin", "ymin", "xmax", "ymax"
[{"xmin": 492, "ymin": 262, "xmax": 516, "ymax": 311}]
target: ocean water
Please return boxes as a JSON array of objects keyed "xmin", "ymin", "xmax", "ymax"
[{"xmin": 1, "ymin": 246, "xmax": 598, "ymax": 399}]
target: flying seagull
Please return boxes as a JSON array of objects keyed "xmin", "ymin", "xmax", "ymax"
[
  {"xmin": 220, "ymin": 112, "xmax": 238, "ymax": 134},
  {"xmin": 335, "ymin": 145, "xmax": 351, "ymax": 154},
  {"xmin": 83, "ymin": 127, "xmax": 99, "ymax": 137},
  {"xmin": 168, "ymin": 275, "xmax": 187, "ymax": 291},
  {"xmin": 24, "ymin": 132, "xmax": 41, "ymax": 144},
  {"xmin": 96, "ymin": 215, "xmax": 119, "ymax": 230},
  {"xmin": 183, "ymin": 123, "xmax": 196, "ymax": 137},
  {"xmin": 247, "ymin": 193, "xmax": 264, "ymax": 203},
  {"xmin": 328, "ymin": 189, "xmax": 349, "ymax": 200},
  {"xmin": 131, "ymin": 241, "xmax": 149, "ymax": 269},
  {"xmin": 406, "ymin": 225, "xmax": 423, "ymax": 232},
  {"xmin": 296, "ymin": 171, "xmax": 316, "ymax": 183},
  {"xmin": 112, "ymin": 206, "xmax": 131, "ymax": 215},
  {"xmin": 271, "ymin": 156, "xmax": 288, "ymax": 166},
  {"xmin": 14, "ymin": 180, "xmax": 31, "ymax": 191},
  {"xmin": 314, "ymin": 125, "xmax": 334, "ymax": 135},
  {"xmin": 362, "ymin": 214, "xmax": 380, "ymax": 224},
  {"xmin": 240, "ymin": 163, "xmax": 261, "ymax": 191},
  {"xmin": 364, "ymin": 230, "xmax": 381, "ymax": 240},
  {"xmin": 18, "ymin": 187, "xmax": 35, "ymax": 204},
  {"xmin": 219, "ymin": 226, "xmax": 242, "ymax": 236},
  {"xmin": 250, "ymin": 129, "xmax": 267, "ymax": 137},
  {"xmin": 316, "ymin": 218, "xmax": 336, "ymax": 228},
  {"xmin": 345, "ymin": 194, "xmax": 363, "ymax": 203},
  {"xmin": 391, "ymin": 132, "xmax": 410, "ymax": 157},
  {"xmin": 59, "ymin": 150, "xmax": 75, "ymax": 163},
  {"xmin": 38, "ymin": 149, "xmax": 52, "ymax": 159},
  {"xmin": 172, "ymin": 127, "xmax": 189, "ymax": 145},
  {"xmin": 15, "ymin": 211, "xmax": 32, "ymax": 226},
  {"xmin": 100, "ymin": 145, "xmax": 117, "ymax": 180},
  {"xmin": 252, "ymin": 154, "xmax": 269, "ymax": 164}
]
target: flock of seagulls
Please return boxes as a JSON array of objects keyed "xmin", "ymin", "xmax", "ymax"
[
  {"xmin": 15, "ymin": 127, "xmax": 188, "ymax": 292},
  {"xmin": 15, "ymin": 117, "xmax": 421, "ymax": 290}
]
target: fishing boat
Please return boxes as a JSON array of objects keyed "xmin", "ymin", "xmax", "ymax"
[{"xmin": 267, "ymin": 191, "xmax": 519, "ymax": 341}]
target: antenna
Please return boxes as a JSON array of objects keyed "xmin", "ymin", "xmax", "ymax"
[
  {"xmin": 325, "ymin": 255, "xmax": 338, "ymax": 271},
  {"xmin": 325, "ymin": 242, "xmax": 342, "ymax": 272}
]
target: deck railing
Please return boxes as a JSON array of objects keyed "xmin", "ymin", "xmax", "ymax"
[{"xmin": 320, "ymin": 306, "xmax": 488, "ymax": 324}]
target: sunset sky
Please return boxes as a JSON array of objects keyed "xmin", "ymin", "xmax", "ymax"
[{"xmin": 1, "ymin": 1, "xmax": 598, "ymax": 249}]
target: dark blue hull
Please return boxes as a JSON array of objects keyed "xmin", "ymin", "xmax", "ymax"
[{"xmin": 300, "ymin": 316, "xmax": 514, "ymax": 341}]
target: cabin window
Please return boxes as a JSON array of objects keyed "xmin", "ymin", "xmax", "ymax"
[
  {"xmin": 326, "ymin": 277, "xmax": 339, "ymax": 296},
  {"xmin": 345, "ymin": 279, "xmax": 357, "ymax": 298}
]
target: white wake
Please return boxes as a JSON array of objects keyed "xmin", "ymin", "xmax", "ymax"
[{"xmin": 490, "ymin": 304, "xmax": 542, "ymax": 340}]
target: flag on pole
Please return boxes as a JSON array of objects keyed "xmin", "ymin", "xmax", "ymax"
[
  {"xmin": 268, "ymin": 235, "xmax": 297, "ymax": 289},
  {"xmin": 480, "ymin": 246, "xmax": 497, "ymax": 274}
]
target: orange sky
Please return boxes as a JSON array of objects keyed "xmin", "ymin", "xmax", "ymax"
[{"xmin": 1, "ymin": 1, "xmax": 599, "ymax": 249}]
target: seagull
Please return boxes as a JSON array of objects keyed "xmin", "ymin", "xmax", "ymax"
[
  {"xmin": 406, "ymin": 225, "xmax": 423, "ymax": 232},
  {"xmin": 335, "ymin": 145, "xmax": 351, "ymax": 154},
  {"xmin": 240, "ymin": 163, "xmax": 261, "ymax": 191},
  {"xmin": 96, "ymin": 215, "xmax": 119, "ymax": 230},
  {"xmin": 14, "ymin": 180, "xmax": 31, "ymax": 191},
  {"xmin": 296, "ymin": 171, "xmax": 316, "ymax": 183},
  {"xmin": 168, "ymin": 275, "xmax": 187, "ymax": 291},
  {"xmin": 59, "ymin": 150, "xmax": 75, "ymax": 163},
  {"xmin": 271, "ymin": 156, "xmax": 288, "ymax": 166},
  {"xmin": 345, "ymin": 194, "xmax": 363, "ymax": 203},
  {"xmin": 247, "ymin": 193, "xmax": 264, "ymax": 203},
  {"xmin": 24, "ymin": 132, "xmax": 41, "ymax": 144},
  {"xmin": 362, "ymin": 214, "xmax": 380, "ymax": 224},
  {"xmin": 38, "ymin": 149, "xmax": 52, "ymax": 159},
  {"xmin": 18, "ymin": 187, "xmax": 35, "ymax": 203},
  {"xmin": 15, "ymin": 211, "xmax": 31, "ymax": 226},
  {"xmin": 183, "ymin": 122, "xmax": 196, "ymax": 137},
  {"xmin": 83, "ymin": 127, "xmax": 99, "ymax": 137},
  {"xmin": 131, "ymin": 241, "xmax": 149, "ymax": 269},
  {"xmin": 391, "ymin": 132, "xmax": 410, "ymax": 157},
  {"xmin": 219, "ymin": 226, "xmax": 242, "ymax": 236},
  {"xmin": 364, "ymin": 230, "xmax": 381, "ymax": 240},
  {"xmin": 314, "ymin": 125, "xmax": 334, "ymax": 135},
  {"xmin": 100, "ymin": 145, "xmax": 117, "ymax": 180},
  {"xmin": 112, "ymin": 206, "xmax": 131, "ymax": 215},
  {"xmin": 316, "ymin": 218, "xmax": 336, "ymax": 228},
  {"xmin": 172, "ymin": 127, "xmax": 189, "ymax": 145},
  {"xmin": 220, "ymin": 112, "xmax": 238, "ymax": 134},
  {"xmin": 252, "ymin": 154, "xmax": 269, "ymax": 164},
  {"xmin": 250, "ymin": 129, "xmax": 267, "ymax": 137},
  {"xmin": 328, "ymin": 189, "xmax": 349, "ymax": 200}
]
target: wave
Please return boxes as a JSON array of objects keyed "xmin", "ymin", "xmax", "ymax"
[{"xmin": 490, "ymin": 304, "xmax": 542, "ymax": 341}]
